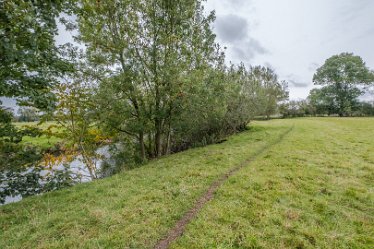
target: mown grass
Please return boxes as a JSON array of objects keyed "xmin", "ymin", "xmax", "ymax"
[
  {"xmin": 1, "ymin": 118, "xmax": 373, "ymax": 248},
  {"xmin": 0, "ymin": 121, "xmax": 289, "ymax": 248},
  {"xmin": 171, "ymin": 118, "xmax": 374, "ymax": 249}
]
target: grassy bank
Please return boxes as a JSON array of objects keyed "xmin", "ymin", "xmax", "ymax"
[
  {"xmin": 0, "ymin": 121, "xmax": 289, "ymax": 248},
  {"xmin": 171, "ymin": 118, "xmax": 374, "ymax": 249},
  {"xmin": 1, "ymin": 118, "xmax": 373, "ymax": 248}
]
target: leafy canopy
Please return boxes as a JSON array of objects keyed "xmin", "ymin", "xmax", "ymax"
[
  {"xmin": 313, "ymin": 52, "xmax": 374, "ymax": 86},
  {"xmin": 313, "ymin": 53, "xmax": 374, "ymax": 116},
  {"xmin": 0, "ymin": 0, "xmax": 73, "ymax": 109}
]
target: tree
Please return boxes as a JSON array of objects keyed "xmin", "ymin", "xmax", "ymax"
[
  {"xmin": 307, "ymin": 86, "xmax": 338, "ymax": 115},
  {"xmin": 52, "ymin": 79, "xmax": 105, "ymax": 180},
  {"xmin": 359, "ymin": 101, "xmax": 374, "ymax": 116},
  {"xmin": 279, "ymin": 100, "xmax": 313, "ymax": 118},
  {"xmin": 17, "ymin": 107, "xmax": 40, "ymax": 122},
  {"xmin": 0, "ymin": 106, "xmax": 19, "ymax": 143},
  {"xmin": 0, "ymin": 105, "xmax": 43, "ymax": 172},
  {"xmin": 0, "ymin": 0, "xmax": 74, "ymax": 109},
  {"xmin": 78, "ymin": 0, "xmax": 219, "ymax": 160},
  {"xmin": 313, "ymin": 53, "xmax": 374, "ymax": 116},
  {"xmin": 250, "ymin": 66, "xmax": 289, "ymax": 119}
]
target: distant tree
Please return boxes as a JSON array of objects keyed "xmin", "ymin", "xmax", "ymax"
[
  {"xmin": 251, "ymin": 66, "xmax": 289, "ymax": 119},
  {"xmin": 313, "ymin": 53, "xmax": 374, "ymax": 116},
  {"xmin": 279, "ymin": 100, "xmax": 313, "ymax": 118},
  {"xmin": 358, "ymin": 101, "xmax": 374, "ymax": 116},
  {"xmin": 17, "ymin": 107, "xmax": 40, "ymax": 122},
  {"xmin": 307, "ymin": 86, "xmax": 338, "ymax": 115}
]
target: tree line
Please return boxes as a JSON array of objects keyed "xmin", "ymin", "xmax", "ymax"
[{"xmin": 1, "ymin": 0, "xmax": 287, "ymax": 171}]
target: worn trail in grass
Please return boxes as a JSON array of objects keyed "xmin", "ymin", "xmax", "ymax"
[
  {"xmin": 1, "ymin": 118, "xmax": 373, "ymax": 249},
  {"xmin": 154, "ymin": 127, "xmax": 294, "ymax": 249},
  {"xmin": 1, "ymin": 121, "xmax": 289, "ymax": 248},
  {"xmin": 171, "ymin": 118, "xmax": 374, "ymax": 249}
]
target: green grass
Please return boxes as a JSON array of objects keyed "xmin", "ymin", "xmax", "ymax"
[
  {"xmin": 1, "ymin": 118, "xmax": 374, "ymax": 248},
  {"xmin": 171, "ymin": 118, "xmax": 374, "ymax": 249},
  {"xmin": 14, "ymin": 122, "xmax": 62, "ymax": 149}
]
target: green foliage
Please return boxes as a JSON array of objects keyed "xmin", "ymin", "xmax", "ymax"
[
  {"xmin": 313, "ymin": 52, "xmax": 374, "ymax": 116},
  {"xmin": 0, "ymin": 0, "xmax": 77, "ymax": 199},
  {"xmin": 1, "ymin": 0, "xmax": 287, "ymax": 203},
  {"xmin": 0, "ymin": 108, "xmax": 20, "ymax": 142},
  {"xmin": 279, "ymin": 100, "xmax": 314, "ymax": 118},
  {"xmin": 0, "ymin": 142, "xmax": 43, "ymax": 172},
  {"xmin": 0, "ymin": 108, "xmax": 44, "ymax": 171},
  {"xmin": 79, "ymin": 0, "xmax": 221, "ymax": 160},
  {"xmin": 307, "ymin": 86, "xmax": 337, "ymax": 115},
  {"xmin": 248, "ymin": 65, "xmax": 289, "ymax": 118},
  {"xmin": 52, "ymin": 81, "xmax": 104, "ymax": 179},
  {"xmin": 280, "ymin": 84, "xmax": 373, "ymax": 118},
  {"xmin": 358, "ymin": 101, "xmax": 374, "ymax": 116},
  {"xmin": 78, "ymin": 0, "xmax": 288, "ymax": 163},
  {"xmin": 0, "ymin": 0, "xmax": 73, "ymax": 109},
  {"xmin": 17, "ymin": 107, "xmax": 40, "ymax": 122},
  {"xmin": 0, "ymin": 165, "xmax": 76, "ymax": 204}
]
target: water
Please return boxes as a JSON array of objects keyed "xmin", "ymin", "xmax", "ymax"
[{"xmin": 1, "ymin": 145, "xmax": 113, "ymax": 205}]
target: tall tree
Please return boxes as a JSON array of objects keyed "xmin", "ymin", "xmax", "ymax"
[
  {"xmin": 0, "ymin": 0, "xmax": 73, "ymax": 109},
  {"xmin": 313, "ymin": 53, "xmax": 374, "ymax": 116},
  {"xmin": 78, "ymin": 0, "xmax": 218, "ymax": 160}
]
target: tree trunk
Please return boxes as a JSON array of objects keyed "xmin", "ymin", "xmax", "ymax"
[
  {"xmin": 147, "ymin": 132, "xmax": 153, "ymax": 158},
  {"xmin": 139, "ymin": 131, "xmax": 146, "ymax": 161},
  {"xmin": 80, "ymin": 143, "xmax": 97, "ymax": 180},
  {"xmin": 155, "ymin": 119, "xmax": 162, "ymax": 157},
  {"xmin": 164, "ymin": 121, "xmax": 171, "ymax": 155}
]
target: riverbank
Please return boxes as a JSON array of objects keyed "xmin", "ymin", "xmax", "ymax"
[{"xmin": 1, "ymin": 118, "xmax": 373, "ymax": 248}]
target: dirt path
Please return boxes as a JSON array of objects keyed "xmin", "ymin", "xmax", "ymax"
[{"xmin": 153, "ymin": 127, "xmax": 293, "ymax": 249}]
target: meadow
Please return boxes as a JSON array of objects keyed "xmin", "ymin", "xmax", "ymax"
[
  {"xmin": 14, "ymin": 122, "xmax": 62, "ymax": 149},
  {"xmin": 1, "ymin": 118, "xmax": 373, "ymax": 248}
]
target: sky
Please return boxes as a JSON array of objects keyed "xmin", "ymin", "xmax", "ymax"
[
  {"xmin": 2, "ymin": 0, "xmax": 374, "ymax": 110},
  {"xmin": 204, "ymin": 0, "xmax": 374, "ymax": 99}
]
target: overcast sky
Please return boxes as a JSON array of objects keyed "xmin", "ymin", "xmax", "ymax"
[
  {"xmin": 2, "ymin": 0, "xmax": 374, "ymax": 110},
  {"xmin": 204, "ymin": 0, "xmax": 374, "ymax": 99}
]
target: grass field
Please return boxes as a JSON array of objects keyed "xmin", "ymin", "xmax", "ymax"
[
  {"xmin": 14, "ymin": 122, "xmax": 62, "ymax": 149},
  {"xmin": 1, "ymin": 118, "xmax": 373, "ymax": 248}
]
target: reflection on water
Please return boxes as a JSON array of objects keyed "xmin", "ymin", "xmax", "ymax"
[
  {"xmin": 1, "ymin": 145, "xmax": 113, "ymax": 205},
  {"xmin": 4, "ymin": 195, "xmax": 22, "ymax": 204}
]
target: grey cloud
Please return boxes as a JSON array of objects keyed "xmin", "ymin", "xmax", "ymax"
[
  {"xmin": 222, "ymin": 0, "xmax": 252, "ymax": 11},
  {"xmin": 289, "ymin": 80, "xmax": 310, "ymax": 88},
  {"xmin": 286, "ymin": 74, "xmax": 310, "ymax": 88},
  {"xmin": 215, "ymin": 15, "xmax": 248, "ymax": 43},
  {"xmin": 232, "ymin": 38, "xmax": 267, "ymax": 61},
  {"xmin": 214, "ymin": 14, "xmax": 267, "ymax": 62}
]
